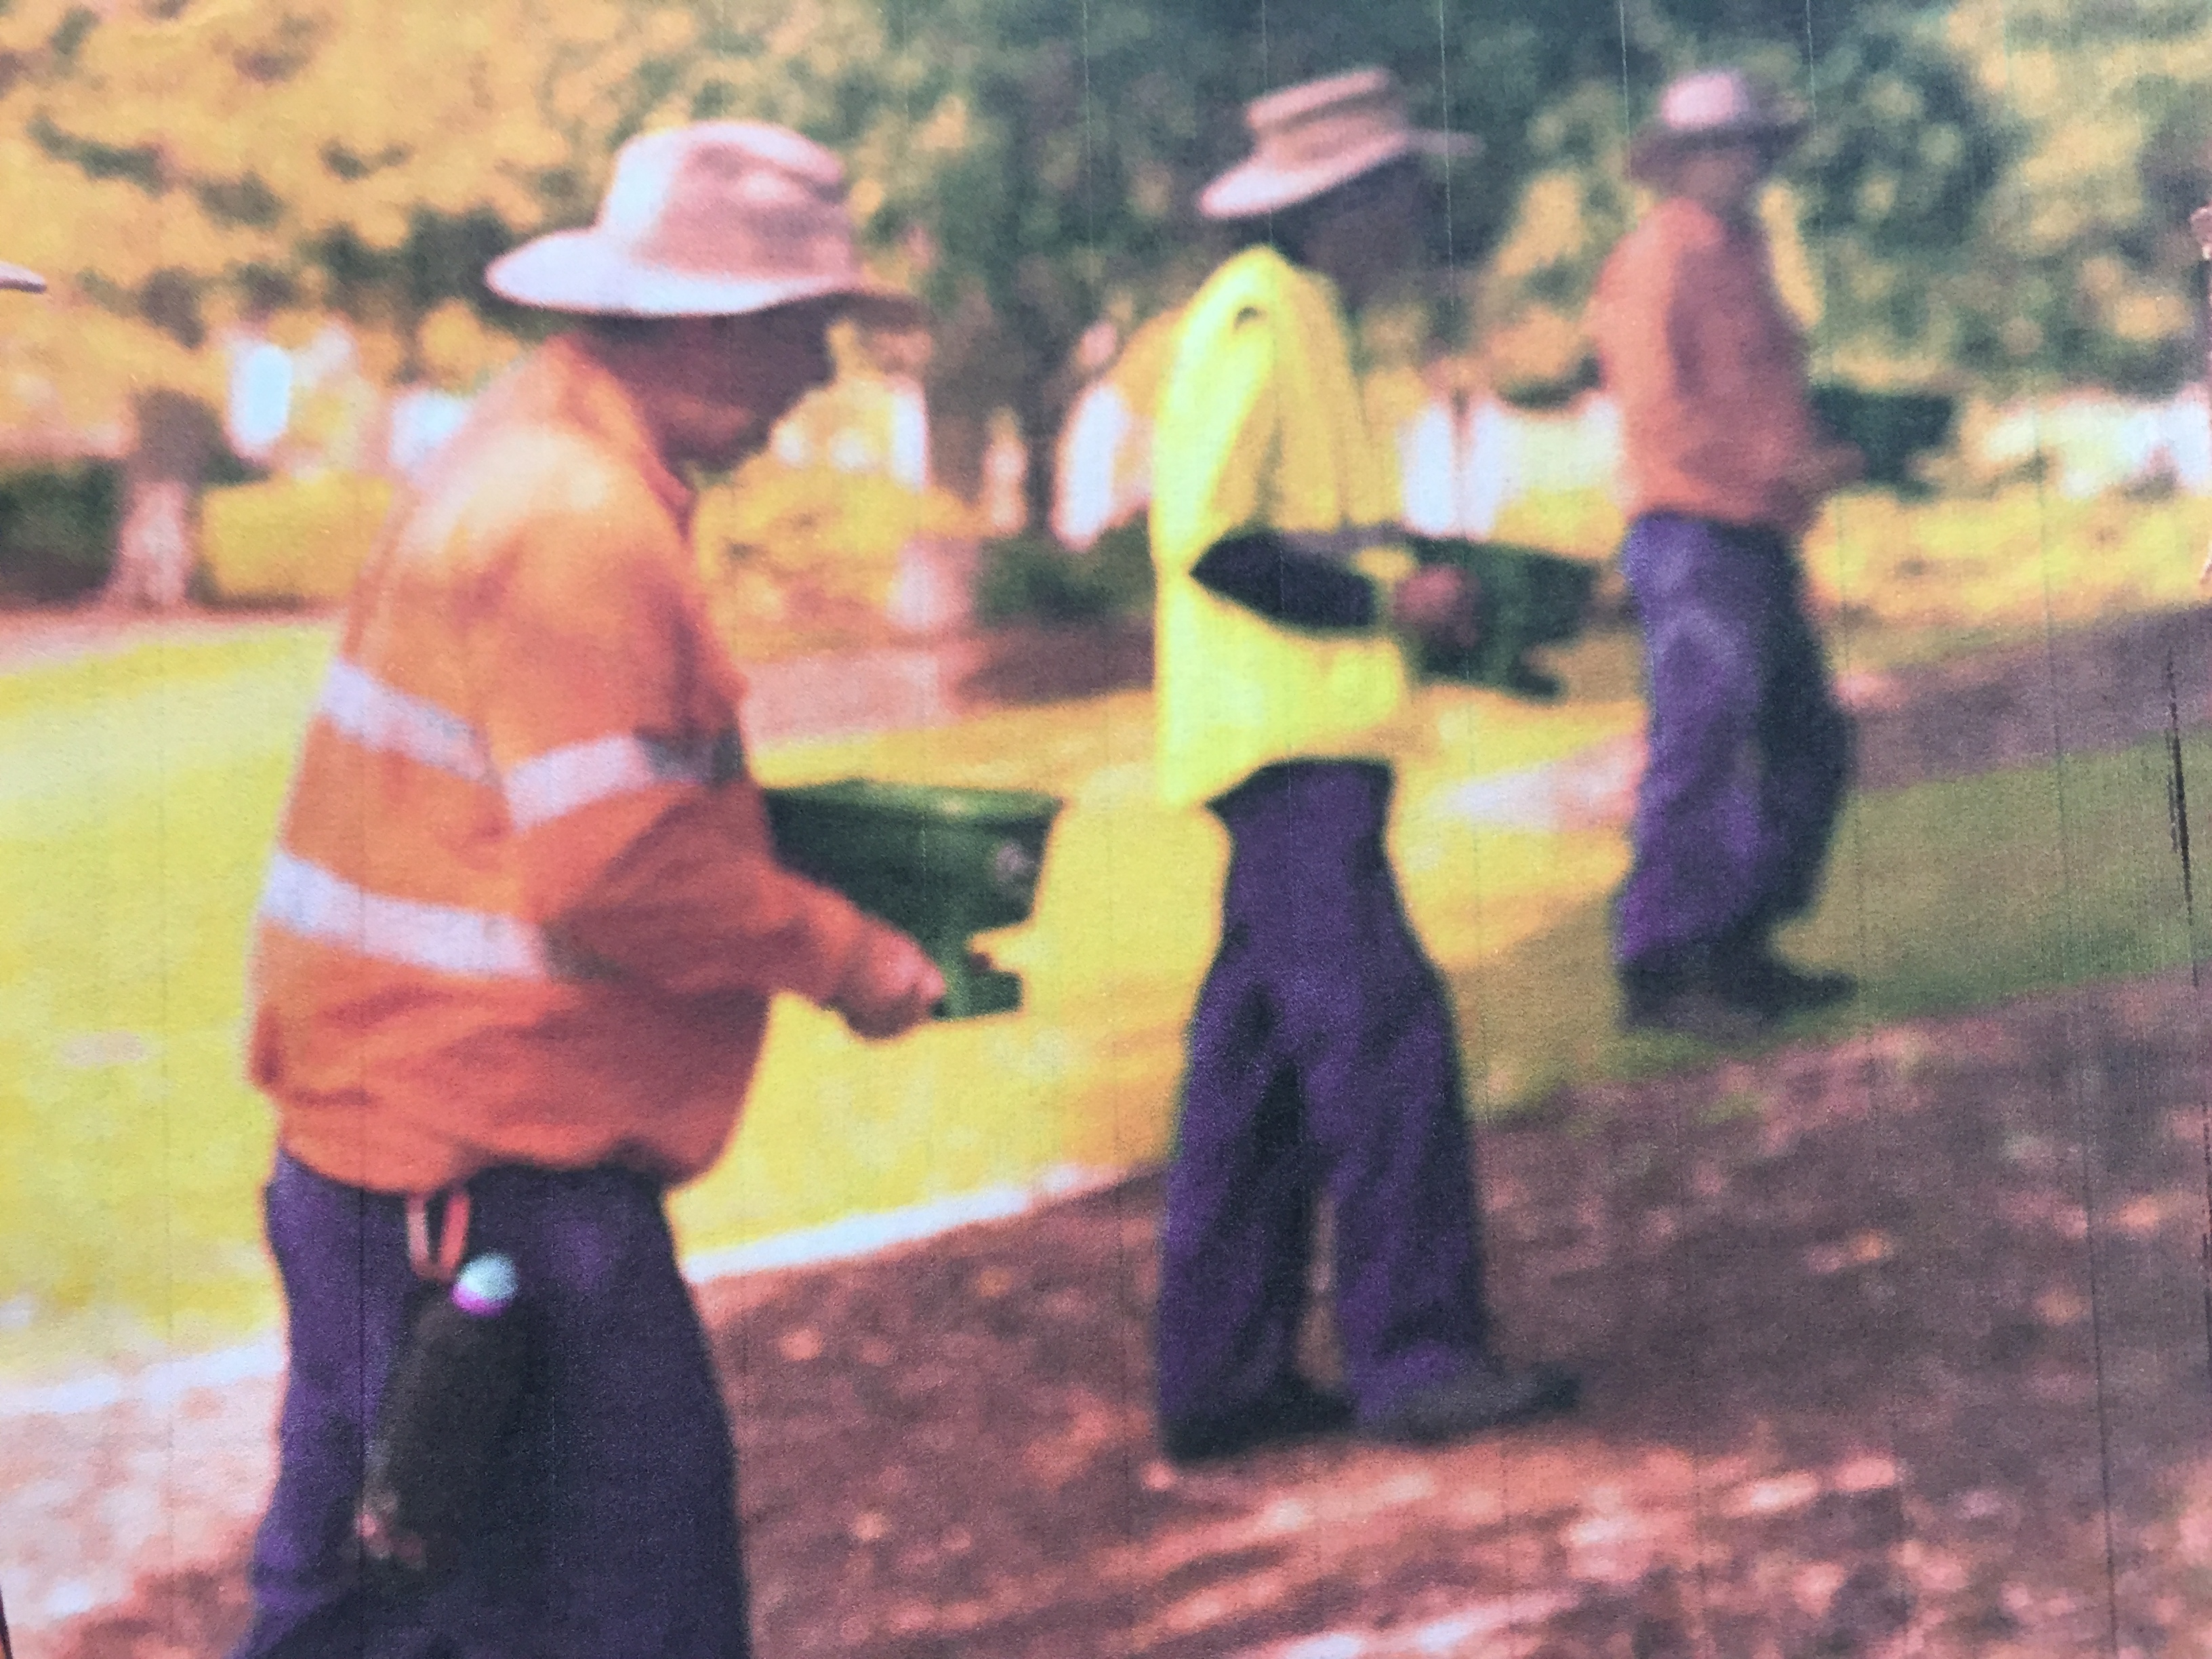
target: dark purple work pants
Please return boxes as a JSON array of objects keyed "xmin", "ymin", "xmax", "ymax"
[
  {"xmin": 1614, "ymin": 513, "xmax": 1854, "ymax": 971},
  {"xmin": 1155, "ymin": 760, "xmax": 1492, "ymax": 1427},
  {"xmin": 230, "ymin": 1152, "xmax": 752, "ymax": 1659}
]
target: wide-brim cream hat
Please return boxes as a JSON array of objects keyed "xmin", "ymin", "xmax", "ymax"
[
  {"xmin": 487, "ymin": 121, "xmax": 923, "ymax": 327},
  {"xmin": 1628, "ymin": 68, "xmax": 1809, "ymax": 185},
  {"xmin": 1199, "ymin": 67, "xmax": 1477, "ymax": 222},
  {"xmin": 0, "ymin": 262, "xmax": 47, "ymax": 293}
]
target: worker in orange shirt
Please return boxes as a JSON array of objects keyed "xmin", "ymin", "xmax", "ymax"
[
  {"xmin": 1586, "ymin": 70, "xmax": 1865, "ymax": 1045},
  {"xmin": 230, "ymin": 123, "xmax": 943, "ymax": 1659}
]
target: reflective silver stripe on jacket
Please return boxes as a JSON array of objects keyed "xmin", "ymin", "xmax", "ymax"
[
  {"xmin": 503, "ymin": 729, "xmax": 738, "ymax": 831},
  {"xmin": 314, "ymin": 660, "xmax": 737, "ymax": 830},
  {"xmin": 315, "ymin": 661, "xmax": 497, "ymax": 785},
  {"xmin": 258, "ymin": 851, "xmax": 552, "ymax": 981}
]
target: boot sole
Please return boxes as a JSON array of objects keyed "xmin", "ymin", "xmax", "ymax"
[
  {"xmin": 1362, "ymin": 1372, "xmax": 1581, "ymax": 1446},
  {"xmin": 1619, "ymin": 1005, "xmax": 1774, "ymax": 1045}
]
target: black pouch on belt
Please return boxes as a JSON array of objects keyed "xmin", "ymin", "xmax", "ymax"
[{"xmin": 356, "ymin": 1189, "xmax": 533, "ymax": 1580}]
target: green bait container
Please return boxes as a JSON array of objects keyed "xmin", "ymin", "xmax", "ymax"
[
  {"xmin": 762, "ymin": 779, "xmax": 1065, "ymax": 1020},
  {"xmin": 1403, "ymin": 536, "xmax": 1601, "ymax": 701}
]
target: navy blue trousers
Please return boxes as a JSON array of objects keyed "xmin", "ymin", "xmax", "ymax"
[
  {"xmin": 1155, "ymin": 760, "xmax": 1491, "ymax": 1427},
  {"xmin": 231, "ymin": 1153, "xmax": 752, "ymax": 1659},
  {"xmin": 1614, "ymin": 514, "xmax": 1854, "ymax": 970}
]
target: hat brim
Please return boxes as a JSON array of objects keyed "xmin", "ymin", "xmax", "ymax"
[
  {"xmin": 1626, "ymin": 117, "xmax": 1807, "ymax": 186},
  {"xmin": 484, "ymin": 232, "xmax": 924, "ymax": 329},
  {"xmin": 0, "ymin": 262, "xmax": 48, "ymax": 293},
  {"xmin": 1200, "ymin": 129, "xmax": 1478, "ymax": 222}
]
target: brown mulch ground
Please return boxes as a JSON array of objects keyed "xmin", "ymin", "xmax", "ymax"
[
  {"xmin": 50, "ymin": 969, "xmax": 2212, "ymax": 1659},
  {"xmin": 1846, "ymin": 605, "xmax": 2212, "ymax": 791}
]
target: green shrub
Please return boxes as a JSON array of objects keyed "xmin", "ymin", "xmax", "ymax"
[
  {"xmin": 975, "ymin": 518, "xmax": 1155, "ymax": 628},
  {"xmin": 0, "ymin": 461, "xmax": 123, "ymax": 602}
]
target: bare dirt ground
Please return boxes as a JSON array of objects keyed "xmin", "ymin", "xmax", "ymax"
[
  {"xmin": 44, "ymin": 971, "xmax": 2212, "ymax": 1659},
  {"xmin": 1843, "ymin": 604, "xmax": 2212, "ymax": 791},
  {"xmin": 23, "ymin": 602, "xmax": 2212, "ymax": 1658}
]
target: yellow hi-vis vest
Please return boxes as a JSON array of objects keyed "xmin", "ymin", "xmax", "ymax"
[{"xmin": 1149, "ymin": 246, "xmax": 1417, "ymax": 810}]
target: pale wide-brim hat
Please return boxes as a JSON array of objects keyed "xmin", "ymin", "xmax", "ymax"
[
  {"xmin": 486, "ymin": 121, "xmax": 923, "ymax": 327},
  {"xmin": 1628, "ymin": 68, "xmax": 1809, "ymax": 185},
  {"xmin": 0, "ymin": 262, "xmax": 47, "ymax": 293},
  {"xmin": 1199, "ymin": 66, "xmax": 1477, "ymax": 222}
]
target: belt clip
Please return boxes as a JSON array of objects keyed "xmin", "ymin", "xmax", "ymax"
[{"xmin": 405, "ymin": 1187, "xmax": 472, "ymax": 1285}]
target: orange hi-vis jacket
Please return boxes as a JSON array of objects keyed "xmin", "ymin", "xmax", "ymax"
[{"xmin": 248, "ymin": 335, "xmax": 874, "ymax": 1195}]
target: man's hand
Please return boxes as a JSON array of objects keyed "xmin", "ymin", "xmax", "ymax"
[
  {"xmin": 1784, "ymin": 441, "xmax": 1865, "ymax": 501},
  {"xmin": 1389, "ymin": 564, "xmax": 1482, "ymax": 653},
  {"xmin": 831, "ymin": 924, "xmax": 947, "ymax": 1040}
]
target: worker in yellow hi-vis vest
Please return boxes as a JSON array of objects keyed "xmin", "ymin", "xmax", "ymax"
[{"xmin": 1148, "ymin": 68, "xmax": 1580, "ymax": 1464}]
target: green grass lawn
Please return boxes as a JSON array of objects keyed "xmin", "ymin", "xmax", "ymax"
[
  {"xmin": 0, "ymin": 626, "xmax": 1633, "ymax": 1380},
  {"xmin": 1456, "ymin": 730, "xmax": 2212, "ymax": 1111}
]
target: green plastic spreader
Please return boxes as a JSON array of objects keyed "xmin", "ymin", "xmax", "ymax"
[
  {"xmin": 1403, "ymin": 536, "xmax": 1601, "ymax": 701},
  {"xmin": 762, "ymin": 779, "xmax": 1065, "ymax": 1020},
  {"xmin": 1809, "ymin": 384, "xmax": 1956, "ymax": 493}
]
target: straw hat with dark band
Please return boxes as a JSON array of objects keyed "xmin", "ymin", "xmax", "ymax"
[
  {"xmin": 487, "ymin": 121, "xmax": 922, "ymax": 328},
  {"xmin": 1627, "ymin": 68, "xmax": 1809, "ymax": 186},
  {"xmin": 1199, "ymin": 67, "xmax": 1477, "ymax": 222},
  {"xmin": 0, "ymin": 262, "xmax": 47, "ymax": 293}
]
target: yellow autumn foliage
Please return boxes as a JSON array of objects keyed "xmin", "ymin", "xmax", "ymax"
[
  {"xmin": 1500, "ymin": 483, "xmax": 2212, "ymax": 651},
  {"xmin": 0, "ymin": 0, "xmax": 926, "ymax": 443},
  {"xmin": 187, "ymin": 423, "xmax": 976, "ymax": 655}
]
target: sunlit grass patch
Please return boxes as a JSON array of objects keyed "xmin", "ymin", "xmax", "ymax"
[{"xmin": 0, "ymin": 627, "xmax": 332, "ymax": 1375}]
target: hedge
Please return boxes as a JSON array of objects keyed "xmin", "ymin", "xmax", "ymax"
[{"xmin": 0, "ymin": 460, "xmax": 123, "ymax": 602}]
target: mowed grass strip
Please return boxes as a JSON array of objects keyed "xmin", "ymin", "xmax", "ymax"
[{"xmin": 1458, "ymin": 730, "xmax": 2212, "ymax": 1111}]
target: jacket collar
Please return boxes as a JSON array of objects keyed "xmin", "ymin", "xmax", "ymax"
[{"xmin": 527, "ymin": 333, "xmax": 697, "ymax": 521}]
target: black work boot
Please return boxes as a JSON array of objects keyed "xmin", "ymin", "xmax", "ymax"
[
  {"xmin": 1161, "ymin": 1376, "xmax": 1356, "ymax": 1466},
  {"xmin": 1717, "ymin": 939, "xmax": 1858, "ymax": 1017},
  {"xmin": 1361, "ymin": 1355, "xmax": 1581, "ymax": 1446},
  {"xmin": 1618, "ymin": 955, "xmax": 1774, "ymax": 1046}
]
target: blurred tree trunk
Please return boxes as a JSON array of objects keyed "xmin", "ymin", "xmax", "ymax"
[
  {"xmin": 102, "ymin": 389, "xmax": 224, "ymax": 611},
  {"xmin": 926, "ymin": 285, "xmax": 1022, "ymax": 508}
]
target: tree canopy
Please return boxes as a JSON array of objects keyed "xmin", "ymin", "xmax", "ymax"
[{"xmin": 0, "ymin": 0, "xmax": 2197, "ymax": 470}]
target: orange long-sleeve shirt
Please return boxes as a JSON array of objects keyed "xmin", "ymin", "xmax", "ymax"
[
  {"xmin": 247, "ymin": 335, "xmax": 873, "ymax": 1194},
  {"xmin": 1586, "ymin": 196, "xmax": 1824, "ymax": 536}
]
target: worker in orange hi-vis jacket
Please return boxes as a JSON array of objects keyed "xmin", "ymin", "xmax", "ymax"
[{"xmin": 230, "ymin": 124, "xmax": 943, "ymax": 1659}]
